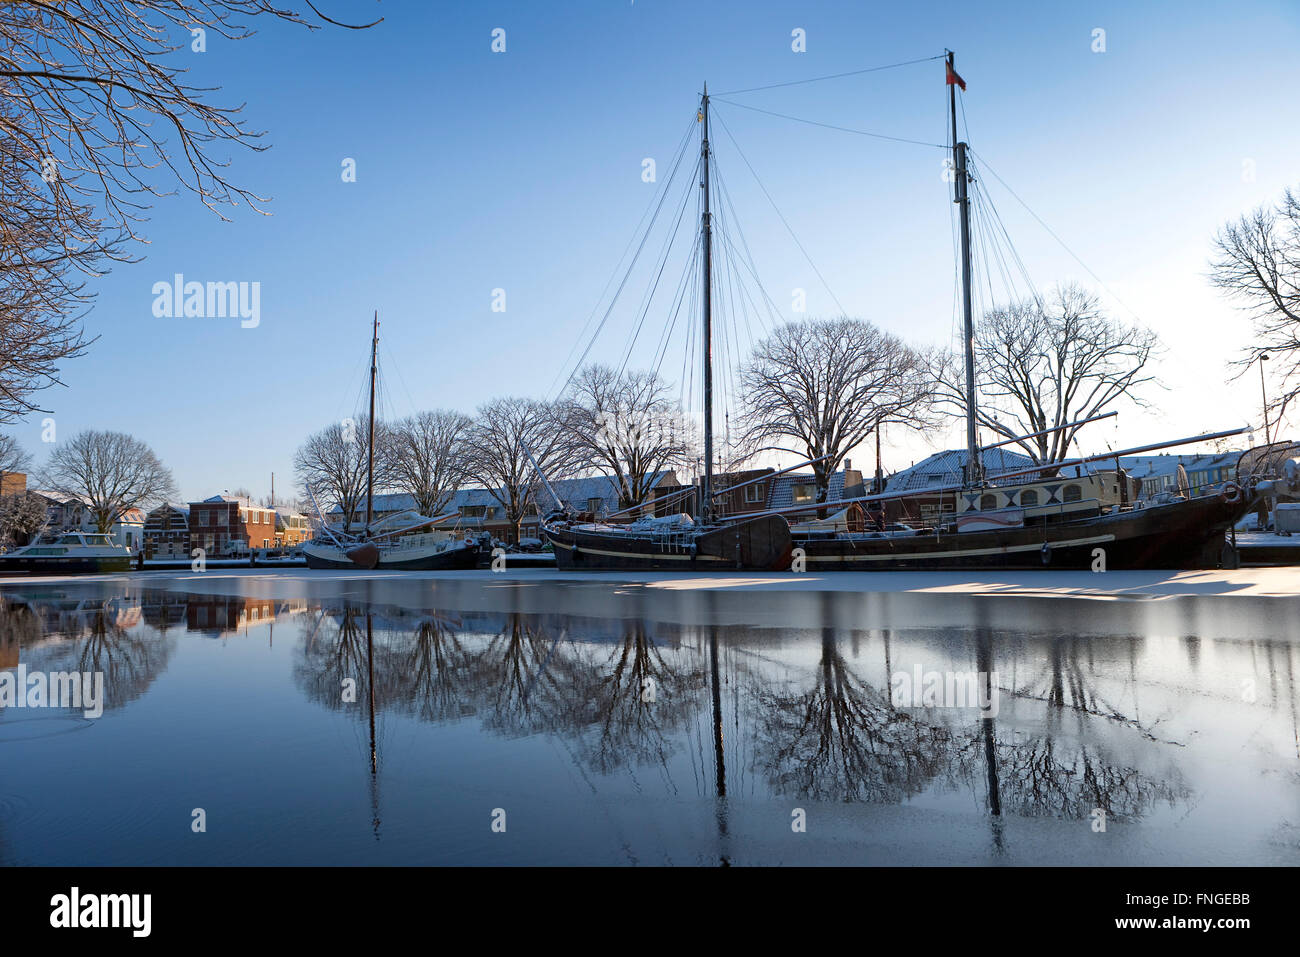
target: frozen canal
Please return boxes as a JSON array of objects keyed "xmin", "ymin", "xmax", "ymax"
[{"xmin": 2, "ymin": 568, "xmax": 1298, "ymax": 866}]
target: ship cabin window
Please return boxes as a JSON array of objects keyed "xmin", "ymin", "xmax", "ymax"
[
  {"xmin": 56, "ymin": 534, "xmax": 82, "ymax": 545},
  {"xmin": 979, "ymin": 493, "xmax": 997, "ymax": 510},
  {"xmin": 1063, "ymin": 484, "xmax": 1083, "ymax": 503},
  {"xmin": 1020, "ymin": 489, "xmax": 1039, "ymax": 507}
]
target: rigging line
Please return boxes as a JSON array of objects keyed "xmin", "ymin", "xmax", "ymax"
[
  {"xmin": 716, "ymin": 174, "xmax": 781, "ymax": 333},
  {"xmin": 972, "ymin": 167, "xmax": 1041, "ymax": 304},
  {"xmin": 712, "ymin": 97, "xmax": 948, "ymax": 149},
  {"xmin": 558, "ymin": 149, "xmax": 701, "ymax": 398},
  {"xmin": 712, "ymin": 151, "xmax": 778, "ymax": 337},
  {"xmin": 616, "ymin": 153, "xmax": 702, "ymax": 376},
  {"xmin": 968, "ymin": 146, "xmax": 1148, "ymax": 325},
  {"xmin": 649, "ymin": 229, "xmax": 700, "ymax": 379},
  {"xmin": 711, "ymin": 105, "xmax": 850, "ymax": 317},
  {"xmin": 549, "ymin": 112, "xmax": 697, "ymax": 397},
  {"xmin": 651, "ymin": 233, "xmax": 700, "ymax": 379},
  {"xmin": 714, "ymin": 53, "xmax": 946, "ymax": 96}
]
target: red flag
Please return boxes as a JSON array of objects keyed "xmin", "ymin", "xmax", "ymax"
[{"xmin": 945, "ymin": 63, "xmax": 966, "ymax": 91}]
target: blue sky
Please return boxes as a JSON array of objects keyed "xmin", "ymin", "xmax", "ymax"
[{"xmin": 10, "ymin": 0, "xmax": 1300, "ymax": 501}]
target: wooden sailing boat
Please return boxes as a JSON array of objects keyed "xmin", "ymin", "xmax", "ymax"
[
  {"xmin": 540, "ymin": 87, "xmax": 793, "ymax": 571},
  {"xmin": 303, "ymin": 314, "xmax": 482, "ymax": 571},
  {"xmin": 776, "ymin": 52, "xmax": 1257, "ymax": 571}
]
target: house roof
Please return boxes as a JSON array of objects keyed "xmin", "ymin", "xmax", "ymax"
[
  {"xmin": 766, "ymin": 470, "xmax": 853, "ymax": 509},
  {"xmin": 1117, "ymin": 452, "xmax": 1241, "ymax": 478},
  {"xmin": 326, "ymin": 471, "xmax": 677, "ymax": 518},
  {"xmin": 888, "ymin": 448, "xmax": 1037, "ymax": 492}
]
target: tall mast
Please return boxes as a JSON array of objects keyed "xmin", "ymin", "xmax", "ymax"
[
  {"xmin": 948, "ymin": 51, "xmax": 981, "ymax": 486},
  {"xmin": 365, "ymin": 311, "xmax": 378, "ymax": 532},
  {"xmin": 700, "ymin": 84, "xmax": 715, "ymax": 524}
]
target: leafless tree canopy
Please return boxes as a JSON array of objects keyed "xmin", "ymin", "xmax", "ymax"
[
  {"xmin": 0, "ymin": 432, "xmax": 32, "ymax": 474},
  {"xmin": 738, "ymin": 317, "xmax": 935, "ymax": 502},
  {"xmin": 385, "ymin": 409, "xmax": 472, "ymax": 517},
  {"xmin": 0, "ymin": 490, "xmax": 47, "ymax": 546},
  {"xmin": 1210, "ymin": 187, "xmax": 1300, "ymax": 430},
  {"xmin": 562, "ymin": 365, "xmax": 695, "ymax": 510},
  {"xmin": 294, "ymin": 415, "xmax": 389, "ymax": 532},
  {"xmin": 934, "ymin": 284, "xmax": 1160, "ymax": 464},
  {"xmin": 463, "ymin": 397, "xmax": 571, "ymax": 540},
  {"xmin": 0, "ymin": 1, "xmax": 377, "ymax": 418},
  {"xmin": 40, "ymin": 428, "xmax": 176, "ymax": 532}
]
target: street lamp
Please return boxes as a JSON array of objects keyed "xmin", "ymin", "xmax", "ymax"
[{"xmin": 1260, "ymin": 353, "xmax": 1271, "ymax": 446}]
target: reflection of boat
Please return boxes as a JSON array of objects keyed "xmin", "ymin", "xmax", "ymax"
[
  {"xmin": 302, "ymin": 313, "xmax": 480, "ymax": 572},
  {"xmin": 540, "ymin": 87, "xmax": 792, "ymax": 572},
  {"xmin": 0, "ymin": 532, "xmax": 132, "ymax": 574}
]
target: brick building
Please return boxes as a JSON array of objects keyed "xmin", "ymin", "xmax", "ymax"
[{"xmin": 188, "ymin": 495, "xmax": 278, "ymax": 555}]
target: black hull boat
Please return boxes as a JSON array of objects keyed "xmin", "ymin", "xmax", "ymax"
[
  {"xmin": 0, "ymin": 532, "xmax": 133, "ymax": 575},
  {"xmin": 796, "ymin": 491, "xmax": 1251, "ymax": 572},
  {"xmin": 302, "ymin": 539, "xmax": 480, "ymax": 571},
  {"xmin": 544, "ymin": 514, "xmax": 793, "ymax": 572}
]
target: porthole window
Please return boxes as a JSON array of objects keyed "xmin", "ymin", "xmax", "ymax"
[{"xmin": 1063, "ymin": 484, "xmax": 1082, "ymax": 503}]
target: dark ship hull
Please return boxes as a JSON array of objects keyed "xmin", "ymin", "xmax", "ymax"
[
  {"xmin": 302, "ymin": 542, "xmax": 479, "ymax": 570},
  {"xmin": 543, "ymin": 514, "xmax": 793, "ymax": 571},
  {"xmin": 795, "ymin": 493, "xmax": 1251, "ymax": 571}
]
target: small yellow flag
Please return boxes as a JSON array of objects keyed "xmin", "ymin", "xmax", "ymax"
[{"xmin": 697, "ymin": 110, "xmax": 703, "ymax": 122}]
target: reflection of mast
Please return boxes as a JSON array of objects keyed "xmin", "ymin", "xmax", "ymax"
[
  {"xmin": 708, "ymin": 626, "xmax": 730, "ymax": 865},
  {"xmin": 975, "ymin": 628, "xmax": 1004, "ymax": 852},
  {"xmin": 366, "ymin": 610, "xmax": 380, "ymax": 839}
]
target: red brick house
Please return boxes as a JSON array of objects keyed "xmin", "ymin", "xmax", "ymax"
[{"xmin": 189, "ymin": 495, "xmax": 278, "ymax": 555}]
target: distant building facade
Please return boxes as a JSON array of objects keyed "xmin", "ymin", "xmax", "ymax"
[
  {"xmin": 189, "ymin": 495, "xmax": 278, "ymax": 554},
  {"xmin": 144, "ymin": 503, "xmax": 191, "ymax": 557}
]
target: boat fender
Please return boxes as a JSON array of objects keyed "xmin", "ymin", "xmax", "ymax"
[
  {"xmin": 1040, "ymin": 542, "xmax": 1051, "ymax": 565},
  {"xmin": 1218, "ymin": 481, "xmax": 1242, "ymax": 505}
]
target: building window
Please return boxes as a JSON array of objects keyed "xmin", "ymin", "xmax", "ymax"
[
  {"xmin": 1020, "ymin": 489, "xmax": 1038, "ymax": 507},
  {"xmin": 587, "ymin": 497, "xmax": 602, "ymax": 514},
  {"xmin": 1063, "ymin": 484, "xmax": 1082, "ymax": 503},
  {"xmin": 792, "ymin": 484, "xmax": 815, "ymax": 503},
  {"xmin": 744, "ymin": 484, "xmax": 763, "ymax": 504}
]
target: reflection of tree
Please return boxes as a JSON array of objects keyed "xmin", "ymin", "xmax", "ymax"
[
  {"xmin": 567, "ymin": 622, "xmax": 708, "ymax": 775},
  {"xmin": 751, "ymin": 630, "xmax": 1191, "ymax": 823},
  {"xmin": 18, "ymin": 604, "xmax": 174, "ymax": 709},
  {"xmin": 752, "ymin": 633, "xmax": 956, "ymax": 802},
  {"xmin": 293, "ymin": 609, "xmax": 370, "ymax": 710}
]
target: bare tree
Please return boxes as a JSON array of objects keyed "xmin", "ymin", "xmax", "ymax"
[
  {"xmin": 293, "ymin": 416, "xmax": 389, "ymax": 533},
  {"xmin": 386, "ymin": 410, "xmax": 472, "ymax": 516},
  {"xmin": 463, "ymin": 397, "xmax": 570, "ymax": 543},
  {"xmin": 1210, "ymin": 188, "xmax": 1300, "ymax": 433},
  {"xmin": 0, "ymin": 491, "xmax": 47, "ymax": 547},
  {"xmin": 934, "ymin": 284, "xmax": 1160, "ymax": 465},
  {"xmin": 738, "ymin": 318, "xmax": 936, "ymax": 503},
  {"xmin": 562, "ymin": 365, "xmax": 695, "ymax": 511},
  {"xmin": 0, "ymin": 2, "xmax": 378, "ymax": 418},
  {"xmin": 0, "ymin": 433, "xmax": 31, "ymax": 474},
  {"xmin": 40, "ymin": 429, "xmax": 176, "ymax": 533}
]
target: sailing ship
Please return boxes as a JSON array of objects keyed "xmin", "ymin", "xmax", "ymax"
[
  {"xmin": 539, "ymin": 87, "xmax": 793, "ymax": 572},
  {"xmin": 303, "ymin": 315, "xmax": 482, "ymax": 571},
  {"xmin": 760, "ymin": 52, "xmax": 1258, "ymax": 571}
]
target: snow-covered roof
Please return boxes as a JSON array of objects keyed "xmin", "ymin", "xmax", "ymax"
[{"xmin": 888, "ymin": 448, "xmax": 1036, "ymax": 492}]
